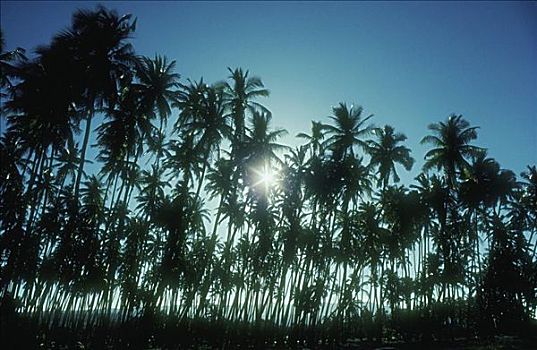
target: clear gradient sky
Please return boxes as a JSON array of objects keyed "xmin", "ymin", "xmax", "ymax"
[{"xmin": 1, "ymin": 1, "xmax": 536, "ymax": 183}]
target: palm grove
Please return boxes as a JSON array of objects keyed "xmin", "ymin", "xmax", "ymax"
[{"xmin": 1, "ymin": 6, "xmax": 536, "ymax": 343}]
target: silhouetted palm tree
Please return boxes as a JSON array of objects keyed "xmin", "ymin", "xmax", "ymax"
[
  {"xmin": 323, "ymin": 102, "xmax": 374, "ymax": 159},
  {"xmin": 221, "ymin": 68, "xmax": 270, "ymax": 148},
  {"xmin": 136, "ymin": 55, "xmax": 180, "ymax": 129},
  {"xmin": 297, "ymin": 121, "xmax": 326, "ymax": 157},
  {"xmin": 421, "ymin": 114, "xmax": 483, "ymax": 188},
  {"xmin": 51, "ymin": 6, "xmax": 137, "ymax": 197},
  {"xmin": 0, "ymin": 29, "xmax": 26, "ymax": 104},
  {"xmin": 368, "ymin": 125, "xmax": 414, "ymax": 189},
  {"xmin": 245, "ymin": 111, "xmax": 288, "ymax": 166}
]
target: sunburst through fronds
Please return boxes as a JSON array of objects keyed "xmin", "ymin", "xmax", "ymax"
[{"xmin": 251, "ymin": 162, "xmax": 277, "ymax": 193}]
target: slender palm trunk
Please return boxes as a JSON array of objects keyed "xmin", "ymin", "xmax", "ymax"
[{"xmin": 75, "ymin": 100, "xmax": 95, "ymax": 198}]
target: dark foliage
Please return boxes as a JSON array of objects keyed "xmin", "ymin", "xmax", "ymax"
[{"xmin": 0, "ymin": 5, "xmax": 536, "ymax": 349}]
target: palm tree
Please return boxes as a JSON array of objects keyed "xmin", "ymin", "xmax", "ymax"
[
  {"xmin": 421, "ymin": 114, "xmax": 483, "ymax": 188},
  {"xmin": 205, "ymin": 156, "xmax": 234, "ymax": 239},
  {"xmin": 379, "ymin": 186, "xmax": 426, "ymax": 291},
  {"xmin": 411, "ymin": 173, "xmax": 449, "ymax": 304},
  {"xmin": 221, "ymin": 67, "xmax": 270, "ymax": 148},
  {"xmin": 182, "ymin": 84, "xmax": 230, "ymax": 199},
  {"xmin": 0, "ymin": 135, "xmax": 27, "ymax": 291},
  {"xmin": 5, "ymin": 48, "xmax": 80, "ymax": 163},
  {"xmin": 520, "ymin": 166, "xmax": 537, "ymax": 257},
  {"xmin": 96, "ymin": 95, "xmax": 137, "ymax": 184},
  {"xmin": 136, "ymin": 165, "xmax": 168, "ymax": 220},
  {"xmin": 152, "ymin": 191, "xmax": 208, "ymax": 314},
  {"xmin": 136, "ymin": 55, "xmax": 180, "ymax": 130},
  {"xmin": 145, "ymin": 129, "xmax": 170, "ymax": 171},
  {"xmin": 118, "ymin": 217, "xmax": 149, "ymax": 321},
  {"xmin": 297, "ymin": 121, "xmax": 325, "ymax": 157},
  {"xmin": 4, "ymin": 45, "xmax": 82, "ymax": 243},
  {"xmin": 355, "ymin": 202, "xmax": 386, "ymax": 311},
  {"xmin": 368, "ymin": 125, "xmax": 414, "ymax": 189},
  {"xmin": 164, "ymin": 134, "xmax": 204, "ymax": 192},
  {"xmin": 479, "ymin": 213, "xmax": 536, "ymax": 333},
  {"xmin": 53, "ymin": 137, "xmax": 85, "ymax": 190},
  {"xmin": 323, "ymin": 102, "xmax": 374, "ymax": 159},
  {"xmin": 174, "ymin": 78, "xmax": 207, "ymax": 132},
  {"xmin": 520, "ymin": 165, "xmax": 536, "ymax": 216},
  {"xmin": 50, "ymin": 6, "xmax": 137, "ymax": 197},
  {"xmin": 460, "ymin": 153, "xmax": 517, "ymax": 267},
  {"xmin": 0, "ymin": 29, "xmax": 26, "ymax": 105},
  {"xmin": 244, "ymin": 111, "xmax": 288, "ymax": 167}
]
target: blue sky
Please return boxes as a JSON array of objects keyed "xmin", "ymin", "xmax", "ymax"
[{"xmin": 2, "ymin": 1, "xmax": 536, "ymax": 183}]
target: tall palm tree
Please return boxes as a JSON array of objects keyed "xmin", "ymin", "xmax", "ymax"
[
  {"xmin": 368, "ymin": 125, "xmax": 414, "ymax": 189},
  {"xmin": 297, "ymin": 121, "xmax": 325, "ymax": 157},
  {"xmin": 323, "ymin": 102, "xmax": 374, "ymax": 159},
  {"xmin": 118, "ymin": 217, "xmax": 149, "ymax": 321},
  {"xmin": 518, "ymin": 166, "xmax": 537, "ymax": 258},
  {"xmin": 145, "ymin": 129, "xmax": 170, "ymax": 171},
  {"xmin": 182, "ymin": 84, "xmax": 230, "ymax": 199},
  {"xmin": 460, "ymin": 153, "xmax": 518, "ymax": 293},
  {"xmin": 244, "ymin": 111, "xmax": 288, "ymax": 167},
  {"xmin": 136, "ymin": 165, "xmax": 168, "ymax": 219},
  {"xmin": 51, "ymin": 6, "xmax": 137, "ymax": 197},
  {"xmin": 0, "ymin": 29, "xmax": 26, "ymax": 105},
  {"xmin": 520, "ymin": 165, "xmax": 536, "ymax": 216},
  {"xmin": 164, "ymin": 134, "xmax": 204, "ymax": 193},
  {"xmin": 5, "ymin": 46, "xmax": 82, "ymax": 243},
  {"xmin": 0, "ymin": 135, "xmax": 27, "ymax": 291},
  {"xmin": 5, "ymin": 49, "xmax": 80, "ymax": 160},
  {"xmin": 460, "ymin": 152, "xmax": 517, "ymax": 211},
  {"xmin": 136, "ymin": 55, "xmax": 180, "ymax": 129},
  {"xmin": 421, "ymin": 114, "xmax": 483, "ymax": 188},
  {"xmin": 221, "ymin": 67, "xmax": 270, "ymax": 149}
]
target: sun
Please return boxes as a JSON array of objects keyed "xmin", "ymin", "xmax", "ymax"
[
  {"xmin": 259, "ymin": 169, "xmax": 275, "ymax": 186},
  {"xmin": 252, "ymin": 164, "xmax": 277, "ymax": 192}
]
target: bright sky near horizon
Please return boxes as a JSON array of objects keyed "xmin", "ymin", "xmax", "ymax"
[{"xmin": 1, "ymin": 1, "xmax": 536, "ymax": 184}]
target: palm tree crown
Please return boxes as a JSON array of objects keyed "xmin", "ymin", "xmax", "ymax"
[
  {"xmin": 368, "ymin": 125, "xmax": 414, "ymax": 188},
  {"xmin": 323, "ymin": 102, "xmax": 374, "ymax": 159},
  {"xmin": 421, "ymin": 114, "xmax": 483, "ymax": 187}
]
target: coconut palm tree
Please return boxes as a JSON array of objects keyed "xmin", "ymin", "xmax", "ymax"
[
  {"xmin": 297, "ymin": 121, "xmax": 326, "ymax": 157},
  {"xmin": 479, "ymin": 213, "xmax": 537, "ymax": 333},
  {"xmin": 5, "ymin": 50, "xmax": 80, "ymax": 171},
  {"xmin": 460, "ymin": 153, "xmax": 517, "ymax": 258},
  {"xmin": 421, "ymin": 114, "xmax": 484, "ymax": 188},
  {"xmin": 520, "ymin": 166, "xmax": 537, "ymax": 257},
  {"xmin": 244, "ymin": 111, "xmax": 288, "ymax": 168},
  {"xmin": 145, "ymin": 129, "xmax": 169, "ymax": 171},
  {"xmin": 96, "ymin": 90, "xmax": 139, "ymax": 184},
  {"xmin": 164, "ymin": 134, "xmax": 204, "ymax": 193},
  {"xmin": 221, "ymin": 67, "xmax": 270, "ymax": 148},
  {"xmin": 368, "ymin": 125, "xmax": 414, "ymax": 189},
  {"xmin": 520, "ymin": 166, "xmax": 536, "ymax": 216},
  {"xmin": 323, "ymin": 102, "xmax": 374, "ymax": 159},
  {"xmin": 4, "ymin": 45, "xmax": 83, "ymax": 250},
  {"xmin": 0, "ymin": 29, "xmax": 26, "ymax": 104},
  {"xmin": 205, "ymin": 157, "xmax": 234, "ymax": 229},
  {"xmin": 50, "ymin": 6, "xmax": 137, "ymax": 197},
  {"xmin": 0, "ymin": 135, "xmax": 28, "ymax": 292},
  {"xmin": 136, "ymin": 165, "xmax": 168, "ymax": 220},
  {"xmin": 182, "ymin": 84, "xmax": 231, "ymax": 199},
  {"xmin": 118, "ymin": 217, "xmax": 150, "ymax": 321},
  {"xmin": 136, "ymin": 55, "xmax": 180, "ymax": 129}
]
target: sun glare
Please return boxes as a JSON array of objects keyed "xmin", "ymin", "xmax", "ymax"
[{"xmin": 252, "ymin": 165, "xmax": 277, "ymax": 192}]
